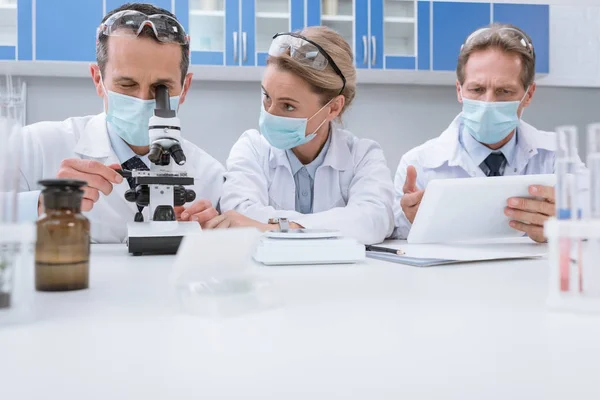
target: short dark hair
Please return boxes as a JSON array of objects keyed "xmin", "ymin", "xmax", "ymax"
[{"xmin": 96, "ymin": 2, "xmax": 190, "ymax": 84}]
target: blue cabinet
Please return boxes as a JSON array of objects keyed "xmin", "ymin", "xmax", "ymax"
[
  {"xmin": 17, "ymin": 0, "xmax": 32, "ymax": 60},
  {"xmin": 493, "ymin": 3, "xmax": 550, "ymax": 74},
  {"xmin": 3, "ymin": 0, "xmax": 552, "ymax": 76},
  {"xmin": 432, "ymin": 1, "xmax": 491, "ymax": 71},
  {"xmin": 189, "ymin": 0, "xmax": 304, "ymax": 67},
  {"xmin": 355, "ymin": 0, "xmax": 369, "ymax": 69},
  {"xmin": 315, "ymin": 0, "xmax": 417, "ymax": 71},
  {"xmin": 106, "ymin": 0, "xmax": 172, "ymax": 12},
  {"xmin": 36, "ymin": 0, "xmax": 103, "ymax": 61},
  {"xmin": 255, "ymin": 0, "xmax": 305, "ymax": 67},
  {"xmin": 241, "ymin": 0, "xmax": 255, "ymax": 67},
  {"xmin": 417, "ymin": 0, "xmax": 431, "ymax": 71},
  {"xmin": 430, "ymin": 2, "xmax": 549, "ymax": 74},
  {"xmin": 0, "ymin": 46, "xmax": 15, "ymax": 60}
]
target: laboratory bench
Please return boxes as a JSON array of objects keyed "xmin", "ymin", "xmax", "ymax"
[{"xmin": 1, "ymin": 242, "xmax": 599, "ymax": 399}]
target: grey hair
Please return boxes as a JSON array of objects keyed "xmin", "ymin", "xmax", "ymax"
[{"xmin": 457, "ymin": 23, "xmax": 536, "ymax": 89}]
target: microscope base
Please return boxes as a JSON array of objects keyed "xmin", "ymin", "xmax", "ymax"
[{"xmin": 127, "ymin": 221, "xmax": 201, "ymax": 256}]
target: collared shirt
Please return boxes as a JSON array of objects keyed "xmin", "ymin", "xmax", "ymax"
[
  {"xmin": 285, "ymin": 133, "xmax": 332, "ymax": 214},
  {"xmin": 460, "ymin": 123, "xmax": 518, "ymax": 172},
  {"xmin": 106, "ymin": 122, "xmax": 151, "ymax": 168}
]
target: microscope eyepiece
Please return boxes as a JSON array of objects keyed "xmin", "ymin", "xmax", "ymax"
[
  {"xmin": 154, "ymin": 84, "xmax": 176, "ymax": 118},
  {"xmin": 155, "ymin": 85, "xmax": 170, "ymax": 111}
]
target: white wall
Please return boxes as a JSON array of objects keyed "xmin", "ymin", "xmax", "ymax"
[{"xmin": 24, "ymin": 76, "xmax": 600, "ymax": 171}]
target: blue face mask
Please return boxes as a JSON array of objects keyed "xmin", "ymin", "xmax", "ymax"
[
  {"xmin": 460, "ymin": 87, "xmax": 529, "ymax": 145},
  {"xmin": 104, "ymin": 86, "xmax": 180, "ymax": 147},
  {"xmin": 259, "ymin": 101, "xmax": 331, "ymax": 150}
]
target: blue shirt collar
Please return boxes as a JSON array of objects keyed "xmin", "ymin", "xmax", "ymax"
[
  {"xmin": 460, "ymin": 124, "xmax": 519, "ymax": 167},
  {"xmin": 286, "ymin": 133, "xmax": 332, "ymax": 179},
  {"xmin": 106, "ymin": 122, "xmax": 151, "ymax": 168}
]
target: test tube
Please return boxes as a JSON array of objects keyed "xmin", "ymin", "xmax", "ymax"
[
  {"xmin": 583, "ymin": 124, "xmax": 600, "ymax": 297},
  {"xmin": 589, "ymin": 124, "xmax": 600, "ymax": 220},
  {"xmin": 555, "ymin": 126, "xmax": 579, "ymax": 293}
]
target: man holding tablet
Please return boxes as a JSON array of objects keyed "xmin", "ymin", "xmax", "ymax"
[{"xmin": 394, "ymin": 24, "xmax": 583, "ymax": 243}]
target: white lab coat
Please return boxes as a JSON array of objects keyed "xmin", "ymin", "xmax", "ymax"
[
  {"xmin": 221, "ymin": 124, "xmax": 395, "ymax": 245},
  {"xmin": 393, "ymin": 114, "xmax": 586, "ymax": 239},
  {"xmin": 15, "ymin": 113, "xmax": 225, "ymax": 243}
]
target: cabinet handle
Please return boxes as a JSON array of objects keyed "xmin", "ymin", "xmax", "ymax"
[
  {"xmin": 362, "ymin": 35, "xmax": 368, "ymax": 65},
  {"xmin": 233, "ymin": 31, "xmax": 238, "ymax": 62},
  {"xmin": 242, "ymin": 31, "xmax": 247, "ymax": 62},
  {"xmin": 371, "ymin": 35, "xmax": 377, "ymax": 66}
]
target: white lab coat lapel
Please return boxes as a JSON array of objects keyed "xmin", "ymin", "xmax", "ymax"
[
  {"xmin": 421, "ymin": 115, "xmax": 486, "ymax": 178},
  {"xmin": 72, "ymin": 113, "xmax": 141, "ymax": 233},
  {"xmin": 513, "ymin": 121, "xmax": 550, "ymax": 175},
  {"xmin": 313, "ymin": 126, "xmax": 353, "ymax": 211},
  {"xmin": 268, "ymin": 147, "xmax": 296, "ymax": 211},
  {"xmin": 421, "ymin": 116, "xmax": 553, "ymax": 178}
]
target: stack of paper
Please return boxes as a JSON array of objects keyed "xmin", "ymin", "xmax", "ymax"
[{"xmin": 367, "ymin": 239, "xmax": 547, "ymax": 267}]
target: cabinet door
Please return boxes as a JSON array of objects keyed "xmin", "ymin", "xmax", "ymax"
[
  {"xmin": 255, "ymin": 0, "xmax": 298, "ymax": 67},
  {"xmin": 306, "ymin": 0, "xmax": 359, "ymax": 67},
  {"xmin": 432, "ymin": 1, "xmax": 490, "ymax": 71},
  {"xmin": 416, "ymin": 0, "xmax": 430, "ymax": 70},
  {"xmin": 0, "ymin": 0, "xmax": 16, "ymax": 59},
  {"xmin": 370, "ymin": 0, "xmax": 383, "ymax": 69},
  {"xmin": 493, "ymin": 3, "xmax": 549, "ymax": 74},
  {"xmin": 240, "ymin": 0, "xmax": 255, "ymax": 66},
  {"xmin": 305, "ymin": 0, "xmax": 360, "ymax": 66},
  {"xmin": 354, "ymin": 0, "xmax": 369, "ymax": 69},
  {"xmin": 188, "ymin": 0, "xmax": 230, "ymax": 65},
  {"xmin": 381, "ymin": 0, "xmax": 417, "ymax": 70},
  {"xmin": 36, "ymin": 0, "xmax": 102, "ymax": 61}
]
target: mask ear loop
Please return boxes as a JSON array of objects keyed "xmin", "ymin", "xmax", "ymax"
[
  {"xmin": 98, "ymin": 72, "xmax": 111, "ymax": 116},
  {"xmin": 307, "ymin": 98, "xmax": 336, "ymax": 136},
  {"xmin": 517, "ymin": 86, "xmax": 532, "ymax": 120}
]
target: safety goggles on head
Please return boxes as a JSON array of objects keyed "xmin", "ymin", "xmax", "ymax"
[
  {"xmin": 461, "ymin": 27, "xmax": 534, "ymax": 55},
  {"xmin": 97, "ymin": 10, "xmax": 189, "ymax": 46},
  {"xmin": 269, "ymin": 32, "xmax": 346, "ymax": 95}
]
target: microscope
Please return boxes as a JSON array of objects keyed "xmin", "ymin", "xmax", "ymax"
[{"xmin": 119, "ymin": 85, "xmax": 201, "ymax": 256}]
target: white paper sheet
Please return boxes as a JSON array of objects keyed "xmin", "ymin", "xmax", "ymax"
[{"xmin": 367, "ymin": 239, "xmax": 547, "ymax": 266}]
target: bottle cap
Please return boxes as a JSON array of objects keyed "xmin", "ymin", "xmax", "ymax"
[{"xmin": 38, "ymin": 179, "xmax": 86, "ymax": 210}]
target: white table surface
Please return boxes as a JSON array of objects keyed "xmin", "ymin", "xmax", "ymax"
[{"xmin": 1, "ymin": 241, "xmax": 600, "ymax": 400}]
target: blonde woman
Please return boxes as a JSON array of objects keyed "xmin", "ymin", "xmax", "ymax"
[{"xmin": 209, "ymin": 27, "xmax": 394, "ymax": 245}]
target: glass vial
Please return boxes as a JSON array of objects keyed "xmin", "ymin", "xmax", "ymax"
[{"xmin": 35, "ymin": 179, "xmax": 90, "ymax": 291}]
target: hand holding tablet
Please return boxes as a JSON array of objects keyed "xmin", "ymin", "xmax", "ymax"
[{"xmin": 407, "ymin": 174, "xmax": 556, "ymax": 244}]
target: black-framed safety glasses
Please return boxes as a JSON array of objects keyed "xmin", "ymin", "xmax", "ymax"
[{"xmin": 269, "ymin": 32, "xmax": 346, "ymax": 95}]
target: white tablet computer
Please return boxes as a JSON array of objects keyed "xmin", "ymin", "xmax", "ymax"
[{"xmin": 407, "ymin": 174, "xmax": 556, "ymax": 244}]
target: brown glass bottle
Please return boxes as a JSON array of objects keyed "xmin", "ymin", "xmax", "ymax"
[{"xmin": 35, "ymin": 179, "xmax": 90, "ymax": 291}]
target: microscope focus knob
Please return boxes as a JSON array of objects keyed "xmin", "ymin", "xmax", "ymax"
[
  {"xmin": 174, "ymin": 186, "xmax": 196, "ymax": 206},
  {"xmin": 186, "ymin": 189, "xmax": 196, "ymax": 203},
  {"xmin": 124, "ymin": 189, "xmax": 137, "ymax": 202},
  {"xmin": 124, "ymin": 186, "xmax": 150, "ymax": 207}
]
